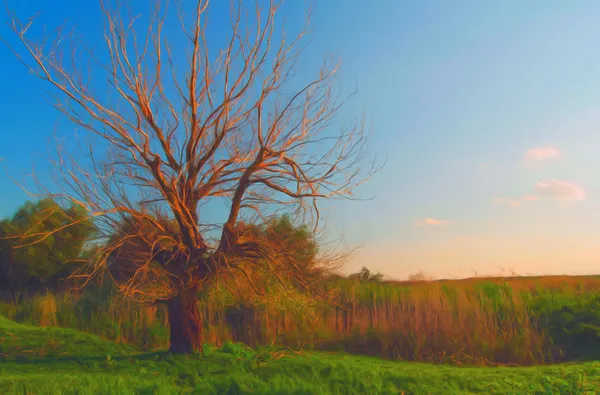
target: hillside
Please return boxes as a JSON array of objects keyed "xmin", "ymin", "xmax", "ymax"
[{"xmin": 0, "ymin": 314, "xmax": 136, "ymax": 358}]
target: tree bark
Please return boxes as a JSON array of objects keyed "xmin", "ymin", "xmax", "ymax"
[{"xmin": 166, "ymin": 287, "xmax": 203, "ymax": 353}]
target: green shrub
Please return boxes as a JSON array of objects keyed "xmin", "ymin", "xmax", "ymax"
[{"xmin": 531, "ymin": 294, "xmax": 600, "ymax": 360}]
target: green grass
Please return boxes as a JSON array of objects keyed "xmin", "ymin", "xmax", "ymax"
[
  {"xmin": 0, "ymin": 314, "xmax": 136, "ymax": 358},
  {"xmin": 1, "ymin": 315, "xmax": 600, "ymax": 394}
]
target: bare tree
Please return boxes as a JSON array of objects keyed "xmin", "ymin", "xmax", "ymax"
[{"xmin": 5, "ymin": 0, "xmax": 377, "ymax": 353}]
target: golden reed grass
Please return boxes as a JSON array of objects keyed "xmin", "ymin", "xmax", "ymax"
[{"xmin": 2, "ymin": 275, "xmax": 599, "ymax": 366}]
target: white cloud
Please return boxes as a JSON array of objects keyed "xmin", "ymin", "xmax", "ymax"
[
  {"xmin": 492, "ymin": 197, "xmax": 524, "ymax": 208},
  {"xmin": 525, "ymin": 146, "xmax": 561, "ymax": 162},
  {"xmin": 522, "ymin": 195, "xmax": 539, "ymax": 202},
  {"xmin": 494, "ymin": 182, "xmax": 584, "ymax": 208},
  {"xmin": 416, "ymin": 218, "xmax": 451, "ymax": 227},
  {"xmin": 535, "ymin": 180, "xmax": 585, "ymax": 201}
]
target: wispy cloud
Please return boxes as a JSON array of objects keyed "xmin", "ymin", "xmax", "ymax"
[
  {"xmin": 494, "ymin": 181, "xmax": 584, "ymax": 208},
  {"xmin": 415, "ymin": 218, "xmax": 451, "ymax": 227},
  {"xmin": 524, "ymin": 146, "xmax": 561, "ymax": 169},
  {"xmin": 492, "ymin": 197, "xmax": 524, "ymax": 208},
  {"xmin": 525, "ymin": 146, "xmax": 561, "ymax": 161},
  {"xmin": 535, "ymin": 180, "xmax": 585, "ymax": 201}
]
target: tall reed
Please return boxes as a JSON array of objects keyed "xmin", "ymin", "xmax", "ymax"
[{"xmin": 1, "ymin": 275, "xmax": 599, "ymax": 365}]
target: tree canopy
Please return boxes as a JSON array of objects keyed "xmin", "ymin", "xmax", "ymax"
[{"xmin": 0, "ymin": 199, "xmax": 96, "ymax": 297}]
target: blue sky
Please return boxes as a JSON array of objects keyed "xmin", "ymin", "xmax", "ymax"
[{"xmin": 2, "ymin": 1, "xmax": 600, "ymax": 279}]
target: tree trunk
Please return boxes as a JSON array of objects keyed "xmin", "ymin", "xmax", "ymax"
[{"xmin": 166, "ymin": 287, "xmax": 203, "ymax": 353}]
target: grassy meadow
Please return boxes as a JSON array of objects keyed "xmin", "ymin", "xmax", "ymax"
[{"xmin": 2, "ymin": 313, "xmax": 600, "ymax": 394}]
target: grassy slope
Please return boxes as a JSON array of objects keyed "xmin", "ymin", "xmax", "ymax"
[
  {"xmin": 1, "ymin": 315, "xmax": 600, "ymax": 394},
  {"xmin": 0, "ymin": 315, "xmax": 136, "ymax": 358}
]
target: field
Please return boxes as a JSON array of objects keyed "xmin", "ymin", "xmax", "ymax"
[
  {"xmin": 1, "ymin": 275, "xmax": 600, "ymax": 393},
  {"xmin": 3, "ymin": 274, "xmax": 600, "ymax": 365},
  {"xmin": 2, "ymin": 0, "xmax": 597, "ymax": 392},
  {"xmin": 1, "ymin": 314, "xmax": 600, "ymax": 394}
]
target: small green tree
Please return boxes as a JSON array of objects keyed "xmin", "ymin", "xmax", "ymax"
[
  {"xmin": 349, "ymin": 266, "xmax": 384, "ymax": 282},
  {"xmin": 232, "ymin": 216, "xmax": 320, "ymax": 288},
  {"xmin": 0, "ymin": 199, "xmax": 96, "ymax": 297},
  {"xmin": 103, "ymin": 214, "xmax": 320, "ymax": 298}
]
